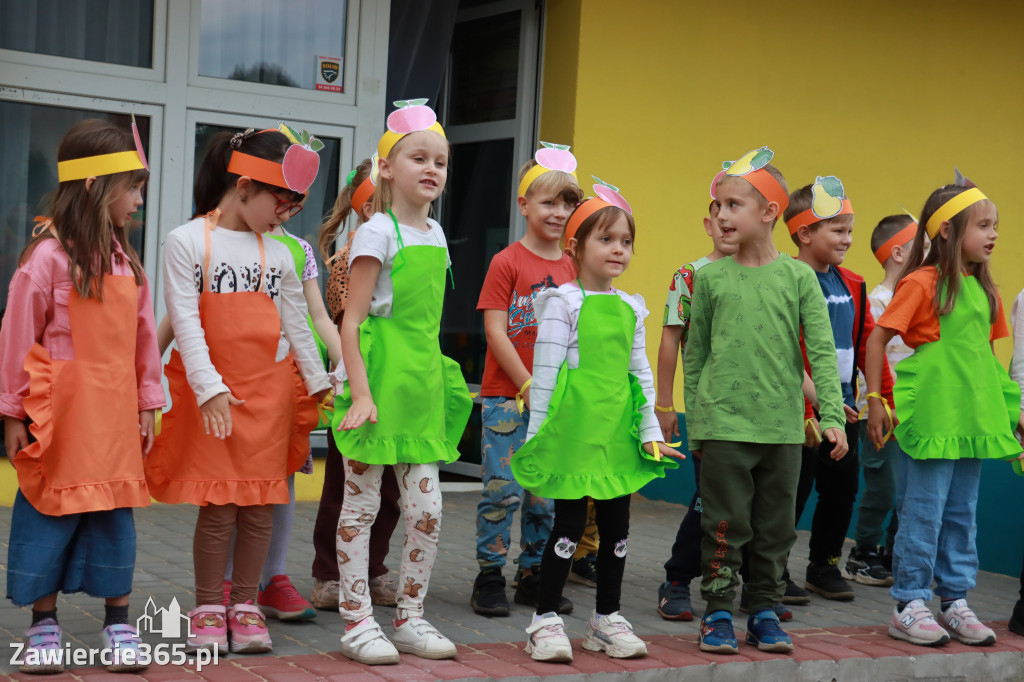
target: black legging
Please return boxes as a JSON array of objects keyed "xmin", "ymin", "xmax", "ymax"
[
  {"xmin": 795, "ymin": 420, "xmax": 861, "ymax": 565},
  {"xmin": 536, "ymin": 495, "xmax": 631, "ymax": 615}
]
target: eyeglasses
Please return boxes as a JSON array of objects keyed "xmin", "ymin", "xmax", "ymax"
[{"xmin": 267, "ymin": 189, "xmax": 305, "ymax": 218}]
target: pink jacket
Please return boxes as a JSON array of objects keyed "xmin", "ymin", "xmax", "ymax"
[{"xmin": 0, "ymin": 238, "xmax": 164, "ymax": 419}]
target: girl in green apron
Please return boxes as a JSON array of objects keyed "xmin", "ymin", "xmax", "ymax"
[
  {"xmin": 332, "ymin": 101, "xmax": 471, "ymax": 665},
  {"xmin": 512, "ymin": 184, "xmax": 683, "ymax": 663},
  {"xmin": 865, "ymin": 180, "xmax": 1024, "ymax": 647}
]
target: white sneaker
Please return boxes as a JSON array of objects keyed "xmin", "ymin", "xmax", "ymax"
[
  {"xmin": 339, "ymin": 617, "xmax": 400, "ymax": 665},
  {"xmin": 888, "ymin": 600, "xmax": 950, "ymax": 646},
  {"xmin": 391, "ymin": 617, "xmax": 457, "ymax": 659},
  {"xmin": 310, "ymin": 578, "xmax": 340, "ymax": 610},
  {"xmin": 938, "ymin": 599, "xmax": 996, "ymax": 645},
  {"xmin": 581, "ymin": 611, "xmax": 647, "ymax": 658},
  {"xmin": 525, "ymin": 612, "xmax": 572, "ymax": 662}
]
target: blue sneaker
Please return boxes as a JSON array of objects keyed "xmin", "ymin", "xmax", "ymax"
[
  {"xmin": 745, "ymin": 608, "xmax": 794, "ymax": 652},
  {"xmin": 699, "ymin": 611, "xmax": 738, "ymax": 654},
  {"xmin": 657, "ymin": 581, "xmax": 693, "ymax": 621}
]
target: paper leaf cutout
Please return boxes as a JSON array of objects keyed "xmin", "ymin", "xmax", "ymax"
[
  {"xmin": 811, "ymin": 175, "xmax": 845, "ymax": 219},
  {"xmin": 409, "ymin": 98, "xmax": 428, "ymax": 106},
  {"xmin": 309, "ymin": 138, "xmax": 325, "ymax": 152},
  {"xmin": 591, "ymin": 175, "xmax": 619, "ymax": 193},
  {"xmin": 540, "ymin": 141, "xmax": 554, "ymax": 148}
]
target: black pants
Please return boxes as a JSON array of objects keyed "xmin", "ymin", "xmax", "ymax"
[
  {"xmin": 537, "ymin": 495, "xmax": 630, "ymax": 615},
  {"xmin": 795, "ymin": 420, "xmax": 860, "ymax": 566}
]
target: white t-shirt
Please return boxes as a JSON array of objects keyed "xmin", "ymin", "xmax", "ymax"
[
  {"xmin": 348, "ymin": 212, "xmax": 449, "ymax": 319},
  {"xmin": 163, "ymin": 217, "xmax": 330, "ymax": 405}
]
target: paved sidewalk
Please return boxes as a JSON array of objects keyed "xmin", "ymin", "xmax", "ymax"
[{"xmin": 1, "ymin": 488, "xmax": 1023, "ymax": 680}]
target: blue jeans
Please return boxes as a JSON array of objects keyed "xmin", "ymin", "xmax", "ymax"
[
  {"xmin": 475, "ymin": 397, "xmax": 554, "ymax": 570},
  {"xmin": 890, "ymin": 452, "xmax": 981, "ymax": 602}
]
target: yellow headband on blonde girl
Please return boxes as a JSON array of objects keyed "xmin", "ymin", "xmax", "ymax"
[
  {"xmin": 874, "ymin": 222, "xmax": 918, "ymax": 265},
  {"xmin": 57, "ymin": 115, "xmax": 149, "ymax": 182},
  {"xmin": 377, "ymin": 99, "xmax": 446, "ymax": 161},
  {"xmin": 565, "ymin": 177, "xmax": 632, "ymax": 243},
  {"xmin": 785, "ymin": 176, "xmax": 853, "ymax": 236},
  {"xmin": 518, "ymin": 142, "xmax": 578, "ymax": 197},
  {"xmin": 925, "ymin": 187, "xmax": 988, "ymax": 238},
  {"xmin": 710, "ymin": 146, "xmax": 789, "ymax": 214}
]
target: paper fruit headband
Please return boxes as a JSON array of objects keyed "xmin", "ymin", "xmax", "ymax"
[
  {"xmin": 377, "ymin": 99, "xmax": 446, "ymax": 162},
  {"xmin": 925, "ymin": 169, "xmax": 988, "ymax": 239},
  {"xmin": 565, "ymin": 177, "xmax": 632, "ymax": 243},
  {"xmin": 226, "ymin": 123, "xmax": 323, "ymax": 194},
  {"xmin": 785, "ymin": 175, "xmax": 854, "ymax": 236},
  {"xmin": 57, "ymin": 115, "xmax": 149, "ymax": 183},
  {"xmin": 518, "ymin": 142, "xmax": 578, "ymax": 197},
  {"xmin": 710, "ymin": 146, "xmax": 789, "ymax": 214},
  {"xmin": 873, "ymin": 213, "xmax": 919, "ymax": 265},
  {"xmin": 347, "ymin": 161, "xmax": 376, "ymax": 212}
]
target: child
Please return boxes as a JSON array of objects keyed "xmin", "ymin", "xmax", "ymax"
[
  {"xmin": 309, "ymin": 160, "xmax": 402, "ymax": 610},
  {"xmin": 847, "ymin": 214, "xmax": 920, "ymax": 585},
  {"xmin": 146, "ymin": 125, "xmax": 331, "ymax": 654},
  {"xmin": 471, "ymin": 143, "xmax": 582, "ymax": 617},
  {"xmin": 332, "ymin": 100, "xmax": 472, "ymax": 665},
  {"xmin": 655, "ymin": 199, "xmax": 737, "ymax": 621},
  {"xmin": 0, "ymin": 119, "xmax": 161, "ymax": 673},
  {"xmin": 685, "ymin": 148, "xmax": 847, "ymax": 654},
  {"xmin": 512, "ymin": 180, "xmax": 682, "ymax": 663},
  {"xmin": 1009, "ymin": 287, "xmax": 1024, "ymax": 636},
  {"xmin": 866, "ymin": 177, "xmax": 1023, "ymax": 647},
  {"xmin": 785, "ymin": 176, "xmax": 894, "ymax": 602}
]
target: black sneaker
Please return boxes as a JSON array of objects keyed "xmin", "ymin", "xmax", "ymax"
[
  {"xmin": 878, "ymin": 546, "xmax": 893, "ymax": 573},
  {"xmin": 844, "ymin": 546, "xmax": 893, "ymax": 587},
  {"xmin": 471, "ymin": 568, "xmax": 510, "ymax": 616},
  {"xmin": 805, "ymin": 562, "xmax": 855, "ymax": 601},
  {"xmin": 514, "ymin": 571, "xmax": 573, "ymax": 614},
  {"xmin": 1010, "ymin": 600, "xmax": 1024, "ymax": 636},
  {"xmin": 567, "ymin": 554, "xmax": 597, "ymax": 588},
  {"xmin": 780, "ymin": 568, "xmax": 811, "ymax": 606}
]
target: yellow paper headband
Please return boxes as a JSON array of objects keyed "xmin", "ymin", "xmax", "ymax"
[
  {"xmin": 57, "ymin": 116, "xmax": 150, "ymax": 183},
  {"xmin": 518, "ymin": 142, "xmax": 578, "ymax": 197},
  {"xmin": 378, "ymin": 99, "xmax": 446, "ymax": 161},
  {"xmin": 925, "ymin": 187, "xmax": 988, "ymax": 238}
]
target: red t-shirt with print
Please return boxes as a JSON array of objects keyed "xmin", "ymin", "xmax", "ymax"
[{"xmin": 477, "ymin": 241, "xmax": 576, "ymax": 397}]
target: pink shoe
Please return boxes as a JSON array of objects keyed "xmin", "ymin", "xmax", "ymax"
[
  {"xmin": 228, "ymin": 601, "xmax": 272, "ymax": 653},
  {"xmin": 187, "ymin": 605, "xmax": 228, "ymax": 654},
  {"xmin": 258, "ymin": 574, "xmax": 316, "ymax": 621}
]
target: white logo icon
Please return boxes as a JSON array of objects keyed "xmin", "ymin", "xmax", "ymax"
[{"xmin": 137, "ymin": 597, "xmax": 193, "ymax": 639}]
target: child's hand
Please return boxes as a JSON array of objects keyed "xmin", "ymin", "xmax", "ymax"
[
  {"xmin": 843, "ymin": 405, "xmax": 859, "ymax": 424},
  {"xmin": 866, "ymin": 398, "xmax": 892, "ymax": 450},
  {"xmin": 656, "ymin": 410, "xmax": 680, "ymax": 441},
  {"xmin": 520, "ymin": 385, "xmax": 531, "ymax": 411},
  {"xmin": 804, "ymin": 417, "xmax": 822, "ymax": 448},
  {"xmin": 139, "ymin": 410, "xmax": 156, "ymax": 456},
  {"xmin": 643, "ymin": 441, "xmax": 686, "ymax": 461},
  {"xmin": 4, "ymin": 416, "xmax": 28, "ymax": 463},
  {"xmin": 315, "ymin": 388, "xmax": 332, "ymax": 403},
  {"xmin": 823, "ymin": 427, "xmax": 848, "ymax": 460},
  {"xmin": 200, "ymin": 391, "xmax": 245, "ymax": 440},
  {"xmin": 339, "ymin": 395, "xmax": 377, "ymax": 431}
]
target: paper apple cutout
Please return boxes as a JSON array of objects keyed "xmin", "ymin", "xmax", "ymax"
[
  {"xmin": 278, "ymin": 123, "xmax": 323, "ymax": 193},
  {"xmin": 387, "ymin": 98, "xmax": 437, "ymax": 134},
  {"xmin": 592, "ymin": 176, "xmax": 632, "ymax": 214},
  {"xmin": 535, "ymin": 141, "xmax": 577, "ymax": 172}
]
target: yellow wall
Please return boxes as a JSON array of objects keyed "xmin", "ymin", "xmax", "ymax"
[{"xmin": 542, "ymin": 0, "xmax": 1024, "ymax": 409}]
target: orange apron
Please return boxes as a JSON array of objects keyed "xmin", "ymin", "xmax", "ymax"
[
  {"xmin": 17, "ymin": 274, "xmax": 150, "ymax": 515},
  {"xmin": 145, "ymin": 212, "xmax": 315, "ymax": 506}
]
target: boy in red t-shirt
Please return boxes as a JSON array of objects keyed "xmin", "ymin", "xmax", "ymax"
[{"xmin": 471, "ymin": 145, "xmax": 583, "ymax": 616}]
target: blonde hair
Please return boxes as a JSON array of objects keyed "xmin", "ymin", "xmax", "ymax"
[
  {"xmin": 318, "ymin": 157, "xmax": 372, "ymax": 260},
  {"xmin": 517, "ymin": 159, "xmax": 582, "ymax": 202}
]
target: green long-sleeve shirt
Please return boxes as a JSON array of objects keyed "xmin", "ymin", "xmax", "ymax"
[{"xmin": 683, "ymin": 254, "xmax": 844, "ymax": 451}]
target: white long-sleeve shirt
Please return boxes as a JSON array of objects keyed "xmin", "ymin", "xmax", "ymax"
[
  {"xmin": 1010, "ymin": 291, "xmax": 1024, "ymax": 415},
  {"xmin": 163, "ymin": 217, "xmax": 330, "ymax": 405},
  {"xmin": 526, "ymin": 283, "xmax": 661, "ymax": 444}
]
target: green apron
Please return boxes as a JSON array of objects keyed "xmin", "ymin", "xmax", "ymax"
[
  {"xmin": 512, "ymin": 290, "xmax": 677, "ymax": 499},
  {"xmin": 331, "ymin": 226, "xmax": 471, "ymax": 464},
  {"xmin": 893, "ymin": 274, "xmax": 1021, "ymax": 461}
]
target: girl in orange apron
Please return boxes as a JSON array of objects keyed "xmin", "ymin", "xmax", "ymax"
[
  {"xmin": 0, "ymin": 119, "xmax": 161, "ymax": 673},
  {"xmin": 145, "ymin": 125, "xmax": 330, "ymax": 655}
]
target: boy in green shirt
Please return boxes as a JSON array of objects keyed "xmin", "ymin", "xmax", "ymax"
[{"xmin": 684, "ymin": 147, "xmax": 847, "ymax": 654}]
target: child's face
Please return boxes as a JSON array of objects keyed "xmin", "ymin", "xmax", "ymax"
[
  {"xmin": 805, "ymin": 216, "xmax": 854, "ymax": 267},
  {"xmin": 704, "ymin": 203, "xmax": 738, "ymax": 255},
  {"xmin": 380, "ymin": 131, "xmax": 449, "ymax": 206},
  {"xmin": 519, "ymin": 189, "xmax": 574, "ymax": 243},
  {"xmin": 579, "ymin": 213, "xmax": 633, "ymax": 282},
  {"xmin": 109, "ymin": 179, "xmax": 145, "ymax": 228},
  {"xmin": 714, "ymin": 177, "xmax": 770, "ymax": 246},
  {"xmin": 960, "ymin": 201, "xmax": 999, "ymax": 264},
  {"xmin": 240, "ymin": 184, "xmax": 300, "ymax": 234}
]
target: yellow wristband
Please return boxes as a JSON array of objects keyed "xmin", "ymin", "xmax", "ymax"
[
  {"xmin": 515, "ymin": 377, "xmax": 532, "ymax": 415},
  {"xmin": 859, "ymin": 391, "xmax": 894, "ymax": 445},
  {"xmin": 654, "ymin": 404, "xmax": 676, "ymax": 413}
]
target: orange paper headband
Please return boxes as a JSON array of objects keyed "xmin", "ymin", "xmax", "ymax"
[
  {"xmin": 743, "ymin": 169, "xmax": 790, "ymax": 215},
  {"xmin": 226, "ymin": 123, "xmax": 322, "ymax": 194},
  {"xmin": 350, "ymin": 175, "xmax": 375, "ymax": 212},
  {"xmin": 786, "ymin": 199, "xmax": 854, "ymax": 236},
  {"xmin": 873, "ymin": 222, "xmax": 918, "ymax": 265},
  {"xmin": 566, "ymin": 198, "xmax": 612, "ymax": 243},
  {"xmin": 227, "ymin": 151, "xmax": 288, "ymax": 189}
]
